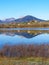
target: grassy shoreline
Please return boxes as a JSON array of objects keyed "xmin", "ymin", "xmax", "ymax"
[{"xmin": 0, "ymin": 22, "xmax": 49, "ymax": 28}]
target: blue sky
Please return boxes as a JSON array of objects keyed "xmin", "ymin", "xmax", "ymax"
[{"xmin": 0, "ymin": 0, "xmax": 49, "ymax": 20}]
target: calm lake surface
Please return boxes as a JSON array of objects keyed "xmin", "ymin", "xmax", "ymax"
[
  {"xmin": 0, "ymin": 33, "xmax": 49, "ymax": 46},
  {"xmin": 0, "ymin": 28, "xmax": 49, "ymax": 46},
  {"xmin": 0, "ymin": 28, "xmax": 49, "ymax": 30}
]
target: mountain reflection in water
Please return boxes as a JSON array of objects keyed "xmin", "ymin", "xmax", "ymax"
[
  {"xmin": 0, "ymin": 28, "xmax": 49, "ymax": 48},
  {"xmin": 0, "ymin": 33, "xmax": 49, "ymax": 46}
]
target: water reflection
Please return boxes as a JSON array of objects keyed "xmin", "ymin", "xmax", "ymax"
[
  {"xmin": 0, "ymin": 28, "xmax": 49, "ymax": 47},
  {"xmin": 0, "ymin": 28, "xmax": 49, "ymax": 30},
  {"xmin": 0, "ymin": 33, "xmax": 49, "ymax": 47},
  {"xmin": 0, "ymin": 28, "xmax": 49, "ymax": 34}
]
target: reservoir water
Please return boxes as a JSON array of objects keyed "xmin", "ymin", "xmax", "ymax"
[
  {"xmin": 0, "ymin": 33, "xmax": 49, "ymax": 45},
  {"xmin": 0, "ymin": 28, "xmax": 49, "ymax": 47},
  {"xmin": 0, "ymin": 28, "xmax": 49, "ymax": 30}
]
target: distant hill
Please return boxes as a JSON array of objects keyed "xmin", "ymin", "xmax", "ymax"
[
  {"xmin": 5, "ymin": 18, "xmax": 15, "ymax": 22},
  {"xmin": 0, "ymin": 20, "xmax": 3, "ymax": 23},
  {"xmin": 15, "ymin": 15, "xmax": 45, "ymax": 22},
  {"xmin": 0, "ymin": 15, "xmax": 46, "ymax": 23}
]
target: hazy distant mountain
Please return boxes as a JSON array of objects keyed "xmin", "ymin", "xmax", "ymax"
[
  {"xmin": 3, "ymin": 18, "xmax": 16, "ymax": 23},
  {"xmin": 0, "ymin": 15, "xmax": 45, "ymax": 23},
  {"xmin": 5, "ymin": 18, "xmax": 15, "ymax": 22},
  {"xmin": 0, "ymin": 20, "xmax": 3, "ymax": 23}
]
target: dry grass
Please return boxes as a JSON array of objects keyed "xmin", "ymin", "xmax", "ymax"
[
  {"xmin": 0, "ymin": 57, "xmax": 49, "ymax": 65},
  {"xmin": 0, "ymin": 22, "xmax": 49, "ymax": 28}
]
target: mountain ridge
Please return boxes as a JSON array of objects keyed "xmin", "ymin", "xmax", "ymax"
[{"xmin": 0, "ymin": 15, "xmax": 46, "ymax": 23}]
